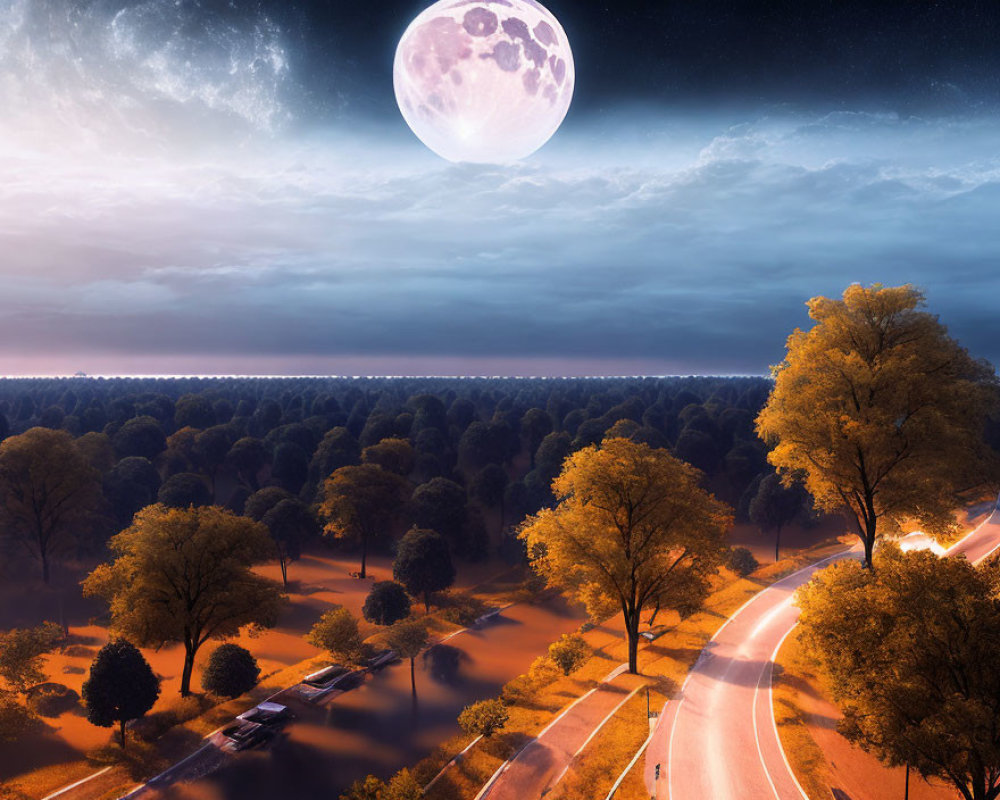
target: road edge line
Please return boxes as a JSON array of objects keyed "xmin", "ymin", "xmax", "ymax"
[
  {"xmin": 766, "ymin": 623, "xmax": 811, "ymax": 800},
  {"xmin": 422, "ymin": 735, "xmax": 483, "ymax": 792},
  {"xmin": 39, "ymin": 766, "xmax": 113, "ymax": 800},
  {"xmin": 605, "ymin": 729, "xmax": 655, "ymax": 800},
  {"xmin": 473, "ymin": 663, "xmax": 629, "ymax": 800}
]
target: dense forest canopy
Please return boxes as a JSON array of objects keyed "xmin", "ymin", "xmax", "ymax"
[{"xmin": 0, "ymin": 376, "xmax": 781, "ymax": 567}]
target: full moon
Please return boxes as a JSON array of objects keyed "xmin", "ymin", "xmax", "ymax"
[{"xmin": 393, "ymin": 0, "xmax": 575, "ymax": 163}]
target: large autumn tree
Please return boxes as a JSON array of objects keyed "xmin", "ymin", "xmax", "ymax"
[
  {"xmin": 519, "ymin": 437, "xmax": 731, "ymax": 674},
  {"xmin": 757, "ymin": 284, "xmax": 997, "ymax": 566},
  {"xmin": 798, "ymin": 545, "xmax": 1000, "ymax": 800},
  {"xmin": 321, "ymin": 464, "xmax": 409, "ymax": 579},
  {"xmin": 0, "ymin": 428, "xmax": 102, "ymax": 583},
  {"xmin": 83, "ymin": 504, "xmax": 284, "ymax": 696}
]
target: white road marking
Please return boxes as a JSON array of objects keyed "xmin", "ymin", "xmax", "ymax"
[
  {"xmin": 572, "ymin": 685, "xmax": 642, "ymax": 759},
  {"xmin": 767, "ymin": 623, "xmax": 810, "ymax": 800},
  {"xmin": 39, "ymin": 767, "xmax": 113, "ymax": 800}
]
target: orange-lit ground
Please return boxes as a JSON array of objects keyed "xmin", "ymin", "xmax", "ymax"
[{"xmin": 0, "ymin": 547, "xmax": 584, "ymax": 796}]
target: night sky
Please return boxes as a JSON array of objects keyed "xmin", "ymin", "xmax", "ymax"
[{"xmin": 1, "ymin": 0, "xmax": 999, "ymax": 376}]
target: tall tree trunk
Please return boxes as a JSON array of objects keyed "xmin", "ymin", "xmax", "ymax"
[
  {"xmin": 359, "ymin": 535, "xmax": 368, "ymax": 579},
  {"xmin": 120, "ymin": 719, "xmax": 127, "ymax": 751},
  {"xmin": 41, "ymin": 551, "xmax": 50, "ymax": 585},
  {"xmin": 775, "ymin": 524, "xmax": 782, "ymax": 563},
  {"xmin": 623, "ymin": 606, "xmax": 640, "ymax": 674},
  {"xmin": 279, "ymin": 555, "xmax": 288, "ymax": 588},
  {"xmin": 424, "ymin": 590, "xmax": 431, "ymax": 614},
  {"xmin": 862, "ymin": 510, "xmax": 877, "ymax": 568},
  {"xmin": 180, "ymin": 645, "xmax": 196, "ymax": 696}
]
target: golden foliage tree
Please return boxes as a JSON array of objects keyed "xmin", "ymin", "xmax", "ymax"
[
  {"xmin": 83, "ymin": 504, "xmax": 284, "ymax": 696},
  {"xmin": 757, "ymin": 284, "xmax": 997, "ymax": 566},
  {"xmin": 798, "ymin": 545, "xmax": 1000, "ymax": 800},
  {"xmin": 385, "ymin": 618, "xmax": 429, "ymax": 704},
  {"xmin": 306, "ymin": 606, "xmax": 364, "ymax": 664},
  {"xmin": 519, "ymin": 437, "xmax": 731, "ymax": 674},
  {"xmin": 321, "ymin": 464, "xmax": 409, "ymax": 579},
  {"xmin": 0, "ymin": 428, "xmax": 102, "ymax": 583}
]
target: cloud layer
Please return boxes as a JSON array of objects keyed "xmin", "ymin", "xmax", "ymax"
[{"xmin": 1, "ymin": 110, "xmax": 999, "ymax": 376}]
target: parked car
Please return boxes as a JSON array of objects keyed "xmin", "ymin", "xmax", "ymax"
[
  {"xmin": 219, "ymin": 720, "xmax": 276, "ymax": 752},
  {"xmin": 236, "ymin": 701, "xmax": 292, "ymax": 726},
  {"xmin": 295, "ymin": 664, "xmax": 353, "ymax": 700},
  {"xmin": 365, "ymin": 649, "xmax": 399, "ymax": 671}
]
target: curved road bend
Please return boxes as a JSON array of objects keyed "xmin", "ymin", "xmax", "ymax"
[{"xmin": 646, "ymin": 501, "xmax": 1000, "ymax": 800}]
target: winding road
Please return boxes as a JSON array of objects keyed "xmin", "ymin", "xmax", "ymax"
[{"xmin": 645, "ymin": 500, "xmax": 1000, "ymax": 800}]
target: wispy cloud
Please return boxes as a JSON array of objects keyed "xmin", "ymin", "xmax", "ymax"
[{"xmin": 1, "ymin": 111, "xmax": 998, "ymax": 375}]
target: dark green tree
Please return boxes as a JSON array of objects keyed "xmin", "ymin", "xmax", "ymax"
[
  {"xmin": 470, "ymin": 464, "xmax": 509, "ymax": 539},
  {"xmin": 227, "ymin": 437, "xmax": 268, "ymax": 490},
  {"xmin": 520, "ymin": 408, "xmax": 553, "ymax": 468},
  {"xmin": 410, "ymin": 478, "xmax": 467, "ymax": 547},
  {"xmin": 104, "ymin": 457, "xmax": 161, "ymax": 528},
  {"xmin": 194, "ymin": 426, "xmax": 235, "ymax": 493},
  {"xmin": 201, "ymin": 644, "xmax": 260, "ymax": 699},
  {"xmin": 749, "ymin": 472, "xmax": 808, "ymax": 561},
  {"xmin": 0, "ymin": 428, "xmax": 101, "ymax": 583},
  {"xmin": 174, "ymin": 394, "xmax": 216, "ymax": 430},
  {"xmin": 157, "ymin": 472, "xmax": 212, "ymax": 508},
  {"xmin": 272, "ymin": 441, "xmax": 309, "ymax": 495},
  {"xmin": 321, "ymin": 464, "xmax": 409, "ymax": 579},
  {"xmin": 82, "ymin": 640, "xmax": 160, "ymax": 750},
  {"xmin": 112, "ymin": 416, "xmax": 167, "ymax": 461},
  {"xmin": 244, "ymin": 486, "xmax": 293, "ymax": 521},
  {"xmin": 362, "ymin": 581, "xmax": 412, "ymax": 626},
  {"xmin": 262, "ymin": 498, "xmax": 319, "ymax": 587},
  {"xmin": 393, "ymin": 528, "xmax": 455, "ymax": 612}
]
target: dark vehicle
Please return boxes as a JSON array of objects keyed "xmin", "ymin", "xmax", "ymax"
[
  {"xmin": 296, "ymin": 664, "xmax": 354, "ymax": 700},
  {"xmin": 365, "ymin": 649, "xmax": 400, "ymax": 671},
  {"xmin": 236, "ymin": 701, "xmax": 291, "ymax": 726},
  {"xmin": 219, "ymin": 720, "xmax": 276, "ymax": 752}
]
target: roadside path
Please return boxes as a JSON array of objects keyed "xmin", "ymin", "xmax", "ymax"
[
  {"xmin": 477, "ymin": 665, "xmax": 643, "ymax": 800},
  {"xmin": 645, "ymin": 503, "xmax": 1000, "ymax": 800}
]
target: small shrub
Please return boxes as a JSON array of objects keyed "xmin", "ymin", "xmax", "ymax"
[
  {"xmin": 202, "ymin": 644, "xmax": 260, "ymax": 699},
  {"xmin": 500, "ymin": 673, "xmax": 536, "ymax": 707},
  {"xmin": 362, "ymin": 581, "xmax": 411, "ymax": 627},
  {"xmin": 435, "ymin": 593, "xmax": 489, "ymax": 627},
  {"xmin": 548, "ymin": 634, "xmax": 590, "ymax": 676},
  {"xmin": 527, "ymin": 655, "xmax": 559, "ymax": 686},
  {"xmin": 458, "ymin": 698, "xmax": 510, "ymax": 738},
  {"xmin": 727, "ymin": 546, "xmax": 760, "ymax": 577}
]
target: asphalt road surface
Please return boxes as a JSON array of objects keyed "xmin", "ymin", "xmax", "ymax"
[
  {"xmin": 646, "ymin": 501, "xmax": 1000, "ymax": 800},
  {"xmin": 118, "ymin": 599, "xmax": 585, "ymax": 800}
]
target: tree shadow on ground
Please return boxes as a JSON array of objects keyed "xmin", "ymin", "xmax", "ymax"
[{"xmin": 423, "ymin": 646, "xmax": 469, "ymax": 687}]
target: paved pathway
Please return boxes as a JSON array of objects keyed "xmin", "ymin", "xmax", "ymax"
[
  {"xmin": 478, "ymin": 666, "xmax": 645, "ymax": 799},
  {"xmin": 646, "ymin": 501, "xmax": 1000, "ymax": 800}
]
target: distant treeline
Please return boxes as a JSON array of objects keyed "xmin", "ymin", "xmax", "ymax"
[{"xmin": 0, "ymin": 376, "xmax": 776, "ymax": 562}]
